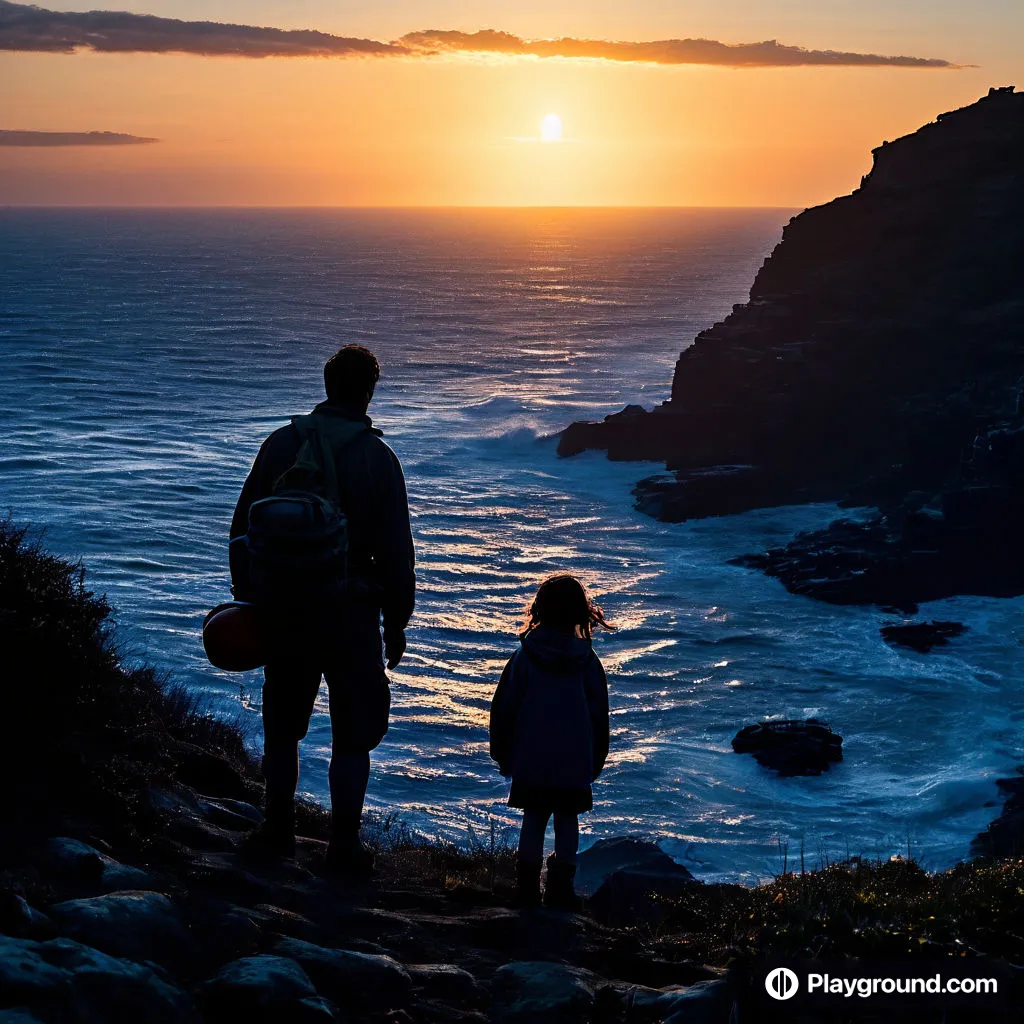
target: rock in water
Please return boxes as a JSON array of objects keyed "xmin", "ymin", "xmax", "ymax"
[
  {"xmin": 881, "ymin": 620, "xmax": 968, "ymax": 652},
  {"xmin": 559, "ymin": 88, "xmax": 1024, "ymax": 526},
  {"xmin": 732, "ymin": 719, "xmax": 843, "ymax": 776}
]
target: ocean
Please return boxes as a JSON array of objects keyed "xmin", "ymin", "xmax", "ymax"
[{"xmin": 3, "ymin": 206, "xmax": 1022, "ymax": 882}]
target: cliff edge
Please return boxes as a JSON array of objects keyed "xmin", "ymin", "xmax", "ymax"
[{"xmin": 559, "ymin": 87, "xmax": 1024, "ymax": 524}]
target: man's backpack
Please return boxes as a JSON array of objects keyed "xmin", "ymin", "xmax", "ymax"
[{"xmin": 242, "ymin": 415, "xmax": 368, "ymax": 607}]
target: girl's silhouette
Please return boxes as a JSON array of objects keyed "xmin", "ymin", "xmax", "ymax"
[{"xmin": 489, "ymin": 574, "xmax": 612, "ymax": 908}]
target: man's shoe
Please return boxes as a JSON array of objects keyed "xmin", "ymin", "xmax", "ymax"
[
  {"xmin": 239, "ymin": 821, "xmax": 296, "ymax": 861},
  {"xmin": 543, "ymin": 853, "xmax": 583, "ymax": 911},
  {"xmin": 514, "ymin": 857, "xmax": 543, "ymax": 908},
  {"xmin": 322, "ymin": 837, "xmax": 376, "ymax": 878}
]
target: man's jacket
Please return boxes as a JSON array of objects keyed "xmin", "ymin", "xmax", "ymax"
[{"xmin": 230, "ymin": 400, "xmax": 415, "ymax": 634}]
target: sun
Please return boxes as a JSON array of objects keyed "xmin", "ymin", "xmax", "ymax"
[{"xmin": 540, "ymin": 113, "xmax": 563, "ymax": 142}]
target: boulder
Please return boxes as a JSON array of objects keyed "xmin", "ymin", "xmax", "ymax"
[
  {"xmin": 407, "ymin": 963, "xmax": 484, "ymax": 1007},
  {"xmin": 51, "ymin": 938, "xmax": 197, "ymax": 1024},
  {"xmin": 731, "ymin": 718, "xmax": 843, "ymax": 776},
  {"xmin": 661, "ymin": 979, "xmax": 736, "ymax": 1024},
  {"xmin": 588, "ymin": 861, "xmax": 698, "ymax": 929},
  {"xmin": 49, "ymin": 891, "xmax": 190, "ymax": 968},
  {"xmin": 42, "ymin": 837, "xmax": 154, "ymax": 892},
  {"xmin": 0, "ymin": 934, "xmax": 68, "ymax": 1002},
  {"xmin": 197, "ymin": 955, "xmax": 333, "ymax": 1024},
  {"xmin": 575, "ymin": 836, "xmax": 684, "ymax": 895},
  {"xmin": 0, "ymin": 894, "xmax": 53, "ymax": 941},
  {"xmin": 0, "ymin": 934, "xmax": 196, "ymax": 1024},
  {"xmin": 605, "ymin": 980, "xmax": 735, "ymax": 1023},
  {"xmin": 274, "ymin": 936, "xmax": 412, "ymax": 1008},
  {"xmin": 196, "ymin": 796, "xmax": 264, "ymax": 829},
  {"xmin": 200, "ymin": 908, "xmax": 262, "ymax": 965},
  {"xmin": 490, "ymin": 961, "xmax": 601, "ymax": 1024},
  {"xmin": 881, "ymin": 620, "xmax": 967, "ymax": 653}
]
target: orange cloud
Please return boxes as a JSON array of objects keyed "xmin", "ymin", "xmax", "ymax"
[{"xmin": 399, "ymin": 29, "xmax": 956, "ymax": 68}]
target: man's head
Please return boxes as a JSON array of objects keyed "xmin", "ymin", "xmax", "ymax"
[{"xmin": 324, "ymin": 345, "xmax": 381, "ymax": 410}]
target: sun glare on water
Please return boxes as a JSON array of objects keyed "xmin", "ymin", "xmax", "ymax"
[{"xmin": 540, "ymin": 113, "xmax": 563, "ymax": 142}]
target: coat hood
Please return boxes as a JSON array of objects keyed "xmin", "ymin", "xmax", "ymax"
[{"xmin": 521, "ymin": 625, "xmax": 593, "ymax": 671}]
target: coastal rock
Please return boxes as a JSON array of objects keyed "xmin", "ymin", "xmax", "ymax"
[
  {"xmin": 197, "ymin": 955, "xmax": 333, "ymax": 1024},
  {"xmin": 42, "ymin": 836, "xmax": 154, "ymax": 893},
  {"xmin": 588, "ymin": 857, "xmax": 698, "ymax": 928},
  {"xmin": 0, "ymin": 934, "xmax": 196, "ymax": 1024},
  {"xmin": 0, "ymin": 934, "xmax": 68, "ymax": 1002},
  {"xmin": 48, "ymin": 890, "xmax": 190, "ymax": 968},
  {"xmin": 624, "ymin": 980, "xmax": 735, "ymax": 1023},
  {"xmin": 575, "ymin": 836, "xmax": 684, "ymax": 895},
  {"xmin": 490, "ymin": 961, "xmax": 601, "ymax": 1024},
  {"xmin": 200, "ymin": 908, "xmax": 262, "ymax": 965},
  {"xmin": 736, "ymin": 475, "xmax": 1024, "ymax": 609},
  {"xmin": 0, "ymin": 894, "xmax": 53, "ymax": 941},
  {"xmin": 273, "ymin": 936, "xmax": 413, "ymax": 1008},
  {"xmin": 407, "ymin": 963, "xmax": 484, "ymax": 1007},
  {"xmin": 972, "ymin": 770, "xmax": 1024, "ymax": 859},
  {"xmin": 195, "ymin": 796, "xmax": 264, "ymax": 831},
  {"xmin": 559, "ymin": 89, "xmax": 1024, "ymax": 540},
  {"xmin": 731, "ymin": 719, "xmax": 843, "ymax": 776},
  {"xmin": 660, "ymin": 979, "xmax": 736, "ymax": 1024},
  {"xmin": 881, "ymin": 620, "xmax": 968, "ymax": 652}
]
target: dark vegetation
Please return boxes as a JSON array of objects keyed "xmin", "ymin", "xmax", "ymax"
[
  {"xmin": 653, "ymin": 856, "xmax": 1024, "ymax": 965},
  {"xmin": 0, "ymin": 516, "xmax": 518, "ymax": 889},
  {"xmin": 0, "ymin": 517, "xmax": 256, "ymax": 851}
]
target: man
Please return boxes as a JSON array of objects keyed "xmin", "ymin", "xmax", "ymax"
[{"xmin": 229, "ymin": 345, "xmax": 414, "ymax": 874}]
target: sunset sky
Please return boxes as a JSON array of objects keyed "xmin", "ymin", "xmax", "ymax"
[{"xmin": 2, "ymin": 0, "xmax": 1021, "ymax": 206}]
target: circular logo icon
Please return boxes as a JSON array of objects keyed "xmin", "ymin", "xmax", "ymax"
[{"xmin": 765, "ymin": 967, "xmax": 800, "ymax": 1001}]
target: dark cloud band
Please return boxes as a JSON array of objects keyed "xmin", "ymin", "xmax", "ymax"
[
  {"xmin": 0, "ymin": 1, "xmax": 954, "ymax": 68},
  {"xmin": 0, "ymin": 1, "xmax": 406, "ymax": 57},
  {"xmin": 399, "ymin": 29, "xmax": 954, "ymax": 68},
  {"xmin": 0, "ymin": 129, "xmax": 157, "ymax": 145}
]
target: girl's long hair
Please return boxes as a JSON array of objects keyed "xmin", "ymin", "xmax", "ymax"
[{"xmin": 520, "ymin": 574, "xmax": 615, "ymax": 640}]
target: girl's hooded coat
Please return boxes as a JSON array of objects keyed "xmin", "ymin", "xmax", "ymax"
[{"xmin": 489, "ymin": 625, "xmax": 610, "ymax": 807}]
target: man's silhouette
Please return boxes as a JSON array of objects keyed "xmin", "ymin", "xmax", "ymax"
[{"xmin": 230, "ymin": 345, "xmax": 414, "ymax": 873}]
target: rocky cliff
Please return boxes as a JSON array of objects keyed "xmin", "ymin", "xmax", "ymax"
[{"xmin": 559, "ymin": 87, "xmax": 1024, "ymax": 523}]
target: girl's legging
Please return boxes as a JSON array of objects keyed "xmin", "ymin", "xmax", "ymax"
[{"xmin": 518, "ymin": 810, "xmax": 579, "ymax": 864}]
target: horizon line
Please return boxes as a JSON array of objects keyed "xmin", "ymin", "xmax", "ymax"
[{"xmin": 0, "ymin": 203, "xmax": 804, "ymax": 211}]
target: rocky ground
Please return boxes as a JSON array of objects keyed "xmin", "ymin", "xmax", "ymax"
[
  {"xmin": 1, "ymin": 805, "xmax": 736, "ymax": 1024},
  {"xmin": 4, "ymin": 525, "xmax": 1024, "ymax": 1023}
]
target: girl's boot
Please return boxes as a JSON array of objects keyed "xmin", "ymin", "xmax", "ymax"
[
  {"xmin": 543, "ymin": 853, "xmax": 583, "ymax": 911},
  {"xmin": 515, "ymin": 857, "xmax": 543, "ymax": 908}
]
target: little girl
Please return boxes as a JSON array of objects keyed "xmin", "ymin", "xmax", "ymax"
[{"xmin": 489, "ymin": 574, "xmax": 612, "ymax": 909}]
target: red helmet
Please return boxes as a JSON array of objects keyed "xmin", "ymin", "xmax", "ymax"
[{"xmin": 202, "ymin": 602, "xmax": 266, "ymax": 672}]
